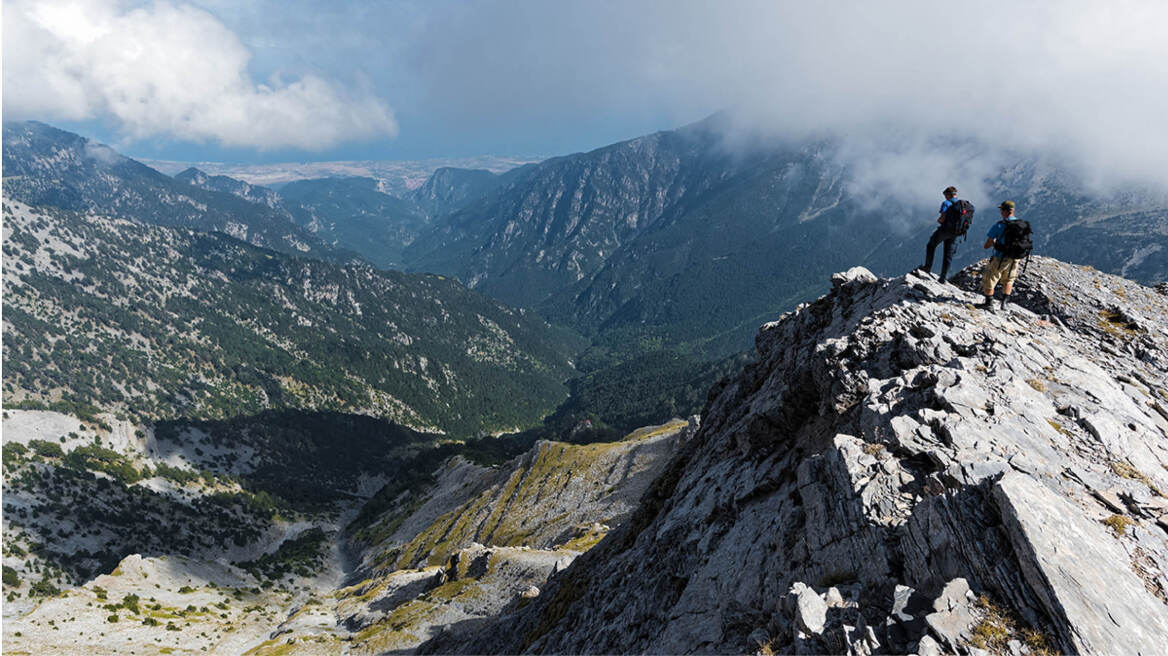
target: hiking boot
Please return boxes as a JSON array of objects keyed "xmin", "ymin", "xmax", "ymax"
[
  {"xmin": 979, "ymin": 296, "xmax": 996, "ymax": 312},
  {"xmin": 1000, "ymin": 295, "xmax": 1010, "ymax": 310}
]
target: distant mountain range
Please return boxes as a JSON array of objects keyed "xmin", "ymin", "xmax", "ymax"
[
  {"xmin": 139, "ymin": 154, "xmax": 543, "ymax": 196},
  {"xmin": 402, "ymin": 116, "xmax": 1168, "ymax": 360},
  {"xmin": 6, "ymin": 117, "xmax": 1165, "ymax": 375},
  {"xmin": 2, "ymin": 121, "xmax": 518, "ymax": 270},
  {"xmin": 2, "ymin": 121, "xmax": 347, "ymax": 263}
]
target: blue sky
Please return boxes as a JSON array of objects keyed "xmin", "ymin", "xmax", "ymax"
[
  {"xmin": 3, "ymin": 0, "xmax": 709, "ymax": 162},
  {"xmin": 5, "ymin": 0, "xmax": 1168, "ymax": 179}
]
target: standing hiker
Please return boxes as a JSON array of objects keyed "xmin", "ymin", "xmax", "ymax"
[
  {"xmin": 980, "ymin": 200, "xmax": 1033, "ymax": 311},
  {"xmin": 920, "ymin": 186, "xmax": 974, "ymax": 284}
]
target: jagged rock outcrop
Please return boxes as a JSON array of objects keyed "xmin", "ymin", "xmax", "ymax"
[{"xmin": 426, "ymin": 257, "xmax": 1168, "ymax": 655}]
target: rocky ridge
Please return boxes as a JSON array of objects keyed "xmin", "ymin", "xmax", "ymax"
[{"xmin": 429, "ymin": 257, "xmax": 1168, "ymax": 655}]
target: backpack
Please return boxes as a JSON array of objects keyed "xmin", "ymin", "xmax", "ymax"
[
  {"xmin": 997, "ymin": 219, "xmax": 1033, "ymax": 259},
  {"xmin": 943, "ymin": 199, "xmax": 975, "ymax": 236}
]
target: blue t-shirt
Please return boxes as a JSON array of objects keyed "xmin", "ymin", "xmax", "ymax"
[
  {"xmin": 939, "ymin": 199, "xmax": 956, "ymax": 215},
  {"xmin": 986, "ymin": 217, "xmax": 1020, "ymax": 257}
]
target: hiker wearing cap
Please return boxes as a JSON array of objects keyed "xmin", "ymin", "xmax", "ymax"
[
  {"xmin": 980, "ymin": 200, "xmax": 1033, "ymax": 311},
  {"xmin": 920, "ymin": 186, "xmax": 974, "ymax": 284}
]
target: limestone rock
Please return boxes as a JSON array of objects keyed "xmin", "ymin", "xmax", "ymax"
[
  {"xmin": 994, "ymin": 473, "xmax": 1168, "ymax": 655},
  {"xmin": 832, "ymin": 266, "xmax": 879, "ymax": 289},
  {"xmin": 426, "ymin": 258, "xmax": 1168, "ymax": 655},
  {"xmin": 924, "ymin": 578, "xmax": 976, "ymax": 651},
  {"xmin": 790, "ymin": 583, "xmax": 827, "ymax": 635},
  {"xmin": 915, "ymin": 634, "xmax": 942, "ymax": 656}
]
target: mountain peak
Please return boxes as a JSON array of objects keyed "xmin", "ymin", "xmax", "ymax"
[{"xmin": 173, "ymin": 166, "xmax": 209, "ymax": 184}]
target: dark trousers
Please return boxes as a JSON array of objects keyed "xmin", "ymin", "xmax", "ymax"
[{"xmin": 923, "ymin": 226, "xmax": 958, "ymax": 282}]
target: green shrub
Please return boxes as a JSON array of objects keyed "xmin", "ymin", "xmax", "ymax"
[
  {"xmin": 28, "ymin": 439, "xmax": 64, "ymax": 458},
  {"xmin": 29, "ymin": 575, "xmax": 60, "ymax": 598}
]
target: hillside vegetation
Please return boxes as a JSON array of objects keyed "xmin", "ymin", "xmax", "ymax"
[{"xmin": 2, "ymin": 201, "xmax": 580, "ymax": 436}]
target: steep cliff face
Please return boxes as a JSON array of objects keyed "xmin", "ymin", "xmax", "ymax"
[
  {"xmin": 404, "ymin": 118, "xmax": 744, "ymax": 307},
  {"xmin": 403, "ymin": 117, "xmax": 1167, "ymax": 359},
  {"xmin": 432, "ymin": 257, "xmax": 1168, "ymax": 655}
]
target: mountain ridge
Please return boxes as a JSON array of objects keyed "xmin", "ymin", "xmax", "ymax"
[
  {"xmin": 2, "ymin": 120, "xmax": 352, "ymax": 263},
  {"xmin": 422, "ymin": 257, "xmax": 1168, "ymax": 655},
  {"xmin": 400, "ymin": 118, "xmax": 1168, "ymax": 362}
]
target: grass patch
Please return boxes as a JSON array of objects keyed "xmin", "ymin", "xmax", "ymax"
[
  {"xmin": 624, "ymin": 419, "xmax": 689, "ymax": 442},
  {"xmin": 557, "ymin": 528, "xmax": 608, "ymax": 552},
  {"xmin": 1104, "ymin": 514, "xmax": 1133, "ymax": 536},
  {"xmin": 1110, "ymin": 461, "xmax": 1165, "ymax": 497},
  {"xmin": 971, "ymin": 595, "xmax": 1056, "ymax": 655},
  {"xmin": 423, "ymin": 578, "xmax": 483, "ymax": 603},
  {"xmin": 1098, "ymin": 310, "xmax": 1143, "ymax": 337},
  {"xmin": 1046, "ymin": 419, "xmax": 1073, "ymax": 438}
]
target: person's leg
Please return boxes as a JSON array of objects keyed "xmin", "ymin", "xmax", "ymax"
[
  {"xmin": 923, "ymin": 228, "xmax": 943, "ymax": 273},
  {"xmin": 980, "ymin": 257, "xmax": 1002, "ymax": 310},
  {"xmin": 1000, "ymin": 259, "xmax": 1020, "ymax": 308},
  {"xmin": 939, "ymin": 235, "xmax": 957, "ymax": 283}
]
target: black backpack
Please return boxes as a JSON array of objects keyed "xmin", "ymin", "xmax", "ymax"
[
  {"xmin": 997, "ymin": 219, "xmax": 1033, "ymax": 259},
  {"xmin": 944, "ymin": 199, "xmax": 975, "ymax": 236}
]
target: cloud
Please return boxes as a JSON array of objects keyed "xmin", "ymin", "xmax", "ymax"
[
  {"xmin": 2, "ymin": 0, "xmax": 398, "ymax": 150},
  {"xmin": 409, "ymin": 0, "xmax": 1168, "ymax": 189}
]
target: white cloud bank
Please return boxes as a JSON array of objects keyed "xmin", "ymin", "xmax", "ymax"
[
  {"xmin": 414, "ymin": 0, "xmax": 1168, "ymax": 189},
  {"xmin": 2, "ymin": 0, "xmax": 398, "ymax": 150}
]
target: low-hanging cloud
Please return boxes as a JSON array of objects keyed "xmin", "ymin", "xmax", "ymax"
[
  {"xmin": 2, "ymin": 0, "xmax": 398, "ymax": 150},
  {"xmin": 411, "ymin": 0, "xmax": 1168, "ymax": 191}
]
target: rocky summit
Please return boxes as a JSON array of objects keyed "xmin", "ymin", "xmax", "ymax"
[{"xmin": 428, "ymin": 256, "xmax": 1168, "ymax": 655}]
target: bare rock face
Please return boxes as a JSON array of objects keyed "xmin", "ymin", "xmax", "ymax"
[{"xmin": 428, "ymin": 257, "xmax": 1168, "ymax": 655}]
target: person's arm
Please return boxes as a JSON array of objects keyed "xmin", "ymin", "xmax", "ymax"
[{"xmin": 985, "ymin": 221, "xmax": 1002, "ymax": 249}]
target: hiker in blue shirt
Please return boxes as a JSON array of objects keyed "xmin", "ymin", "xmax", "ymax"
[
  {"xmin": 920, "ymin": 186, "xmax": 960, "ymax": 283},
  {"xmin": 979, "ymin": 200, "xmax": 1032, "ymax": 311}
]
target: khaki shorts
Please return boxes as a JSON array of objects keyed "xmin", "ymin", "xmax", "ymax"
[{"xmin": 982, "ymin": 256, "xmax": 1020, "ymax": 294}]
